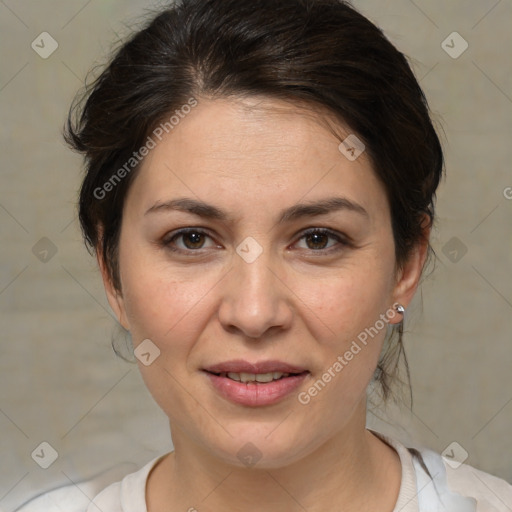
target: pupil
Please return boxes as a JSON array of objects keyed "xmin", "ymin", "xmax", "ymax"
[
  {"xmin": 185, "ymin": 232, "xmax": 204, "ymax": 249},
  {"xmin": 307, "ymin": 233, "xmax": 327, "ymax": 250}
]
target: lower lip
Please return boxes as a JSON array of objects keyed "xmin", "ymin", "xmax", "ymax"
[{"xmin": 204, "ymin": 371, "xmax": 309, "ymax": 406}]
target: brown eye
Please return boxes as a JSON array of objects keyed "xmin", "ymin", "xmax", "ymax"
[
  {"xmin": 304, "ymin": 232, "xmax": 330, "ymax": 250},
  {"xmin": 163, "ymin": 228, "xmax": 216, "ymax": 253},
  {"xmin": 295, "ymin": 228, "xmax": 348, "ymax": 252},
  {"xmin": 181, "ymin": 231, "xmax": 206, "ymax": 249}
]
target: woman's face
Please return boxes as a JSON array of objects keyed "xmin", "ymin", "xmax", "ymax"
[{"xmin": 101, "ymin": 96, "xmax": 424, "ymax": 468}]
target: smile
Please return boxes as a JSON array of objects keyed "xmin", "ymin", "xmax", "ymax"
[{"xmin": 215, "ymin": 371, "xmax": 293, "ymax": 382}]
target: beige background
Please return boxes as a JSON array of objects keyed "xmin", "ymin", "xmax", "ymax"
[{"xmin": 1, "ymin": 0, "xmax": 511, "ymax": 510}]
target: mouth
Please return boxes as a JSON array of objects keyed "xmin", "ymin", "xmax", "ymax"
[
  {"xmin": 204, "ymin": 370, "xmax": 308, "ymax": 383},
  {"xmin": 203, "ymin": 359, "xmax": 308, "ymax": 375},
  {"xmin": 202, "ymin": 360, "xmax": 310, "ymax": 406}
]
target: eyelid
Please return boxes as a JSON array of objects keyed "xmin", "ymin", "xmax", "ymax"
[
  {"xmin": 161, "ymin": 226, "xmax": 351, "ymax": 254},
  {"xmin": 162, "ymin": 227, "xmax": 217, "ymax": 251},
  {"xmin": 297, "ymin": 226, "xmax": 350, "ymax": 241},
  {"xmin": 294, "ymin": 227, "xmax": 351, "ymax": 251}
]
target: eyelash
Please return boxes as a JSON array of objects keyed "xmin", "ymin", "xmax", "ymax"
[{"xmin": 161, "ymin": 227, "xmax": 350, "ymax": 255}]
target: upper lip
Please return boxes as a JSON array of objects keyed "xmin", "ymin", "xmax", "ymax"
[{"xmin": 203, "ymin": 359, "xmax": 308, "ymax": 374}]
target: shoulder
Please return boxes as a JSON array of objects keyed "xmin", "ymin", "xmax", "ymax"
[
  {"xmin": 13, "ymin": 482, "xmax": 99, "ymax": 512},
  {"xmin": 410, "ymin": 444, "xmax": 512, "ymax": 511},
  {"xmin": 371, "ymin": 429, "xmax": 512, "ymax": 512},
  {"xmin": 13, "ymin": 475, "xmax": 120, "ymax": 512},
  {"xmin": 13, "ymin": 455, "xmax": 165, "ymax": 512}
]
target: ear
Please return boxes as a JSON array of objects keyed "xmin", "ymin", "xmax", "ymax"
[
  {"xmin": 96, "ymin": 247, "xmax": 131, "ymax": 331},
  {"xmin": 389, "ymin": 214, "xmax": 431, "ymax": 324}
]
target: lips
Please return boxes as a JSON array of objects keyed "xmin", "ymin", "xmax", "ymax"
[
  {"xmin": 203, "ymin": 359, "xmax": 308, "ymax": 375},
  {"xmin": 202, "ymin": 359, "xmax": 310, "ymax": 406}
]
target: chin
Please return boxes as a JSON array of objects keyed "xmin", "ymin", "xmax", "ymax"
[{"xmin": 205, "ymin": 425, "xmax": 313, "ymax": 470}]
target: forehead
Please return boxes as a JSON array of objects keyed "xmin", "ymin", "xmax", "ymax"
[
  {"xmin": 123, "ymin": 96, "xmax": 388, "ymax": 224},
  {"xmin": 162, "ymin": 96, "xmax": 349, "ymax": 167}
]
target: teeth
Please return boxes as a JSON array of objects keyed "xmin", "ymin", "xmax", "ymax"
[{"xmin": 224, "ymin": 371, "xmax": 290, "ymax": 382}]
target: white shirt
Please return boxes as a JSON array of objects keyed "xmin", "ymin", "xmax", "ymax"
[{"xmin": 14, "ymin": 431, "xmax": 512, "ymax": 511}]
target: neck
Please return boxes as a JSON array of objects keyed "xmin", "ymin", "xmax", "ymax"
[{"xmin": 147, "ymin": 402, "xmax": 401, "ymax": 512}]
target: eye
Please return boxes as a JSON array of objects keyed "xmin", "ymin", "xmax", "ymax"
[
  {"xmin": 161, "ymin": 227, "xmax": 350, "ymax": 255},
  {"xmin": 162, "ymin": 228, "xmax": 217, "ymax": 253},
  {"xmin": 294, "ymin": 228, "xmax": 348, "ymax": 252}
]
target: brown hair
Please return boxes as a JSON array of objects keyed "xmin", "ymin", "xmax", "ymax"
[{"xmin": 65, "ymin": 0, "xmax": 444, "ymax": 403}]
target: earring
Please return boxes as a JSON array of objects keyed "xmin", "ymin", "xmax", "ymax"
[{"xmin": 394, "ymin": 303, "xmax": 405, "ymax": 334}]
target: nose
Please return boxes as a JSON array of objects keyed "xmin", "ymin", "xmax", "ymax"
[{"xmin": 217, "ymin": 248, "xmax": 293, "ymax": 339}]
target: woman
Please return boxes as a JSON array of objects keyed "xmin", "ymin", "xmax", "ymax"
[{"xmin": 17, "ymin": 0, "xmax": 512, "ymax": 510}]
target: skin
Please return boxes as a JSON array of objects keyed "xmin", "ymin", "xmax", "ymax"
[{"xmin": 98, "ymin": 96, "xmax": 429, "ymax": 511}]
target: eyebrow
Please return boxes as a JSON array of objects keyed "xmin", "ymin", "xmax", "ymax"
[{"xmin": 144, "ymin": 196, "xmax": 369, "ymax": 223}]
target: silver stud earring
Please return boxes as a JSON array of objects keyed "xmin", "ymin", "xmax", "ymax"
[{"xmin": 394, "ymin": 303, "xmax": 405, "ymax": 334}]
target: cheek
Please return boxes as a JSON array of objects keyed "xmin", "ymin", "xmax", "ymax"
[
  {"xmin": 293, "ymin": 263, "xmax": 394, "ymax": 345},
  {"xmin": 293, "ymin": 291, "xmax": 390, "ymax": 425},
  {"xmin": 122, "ymin": 272, "xmax": 207, "ymax": 340},
  {"xmin": 119, "ymin": 247, "xmax": 224, "ymax": 357},
  {"xmin": 290, "ymin": 261, "xmax": 395, "ymax": 402},
  {"xmin": 118, "ymin": 259, "xmax": 220, "ymax": 417}
]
